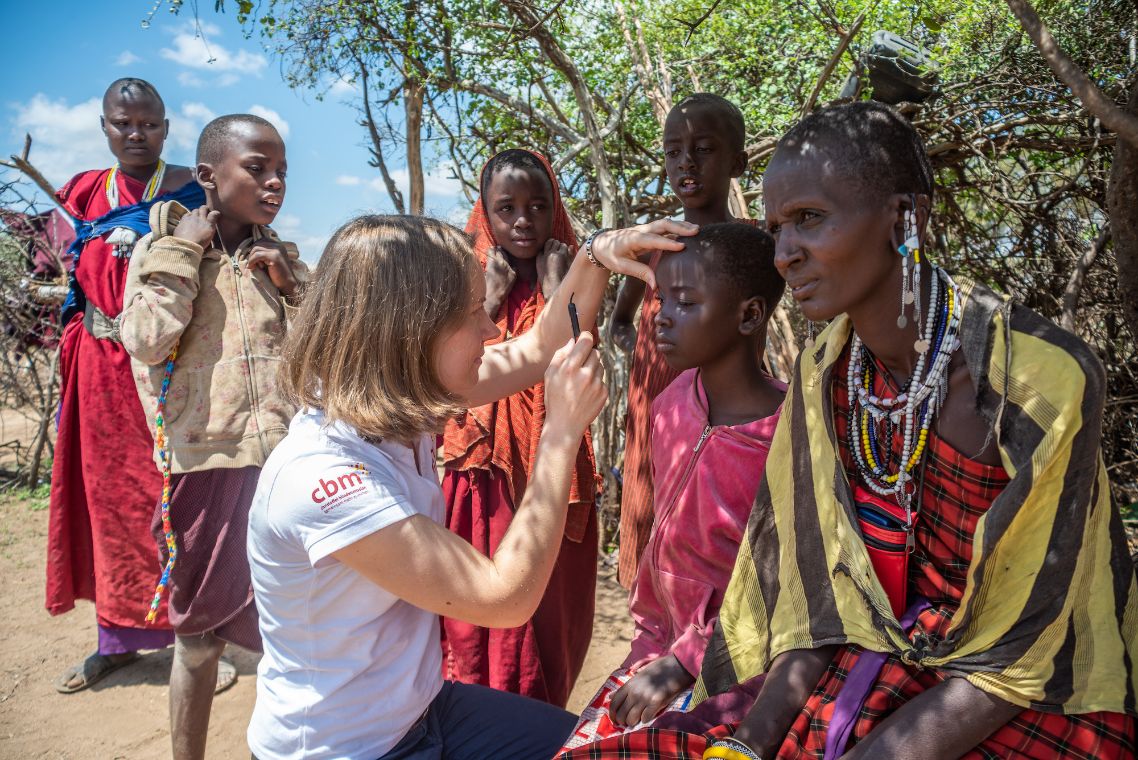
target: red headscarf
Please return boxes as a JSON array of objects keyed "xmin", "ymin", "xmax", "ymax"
[{"xmin": 442, "ymin": 149, "xmax": 598, "ymax": 541}]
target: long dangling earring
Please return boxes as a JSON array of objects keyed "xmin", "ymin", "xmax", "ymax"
[
  {"xmin": 805, "ymin": 319, "xmax": 816, "ymax": 349},
  {"xmin": 897, "ymin": 200, "xmax": 921, "ymax": 331}
]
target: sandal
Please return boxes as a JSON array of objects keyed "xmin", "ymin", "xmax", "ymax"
[
  {"xmin": 215, "ymin": 655, "xmax": 238, "ymax": 695},
  {"xmin": 54, "ymin": 651, "xmax": 140, "ymax": 694}
]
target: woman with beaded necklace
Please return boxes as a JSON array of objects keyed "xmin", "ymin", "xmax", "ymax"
[{"xmin": 557, "ymin": 102, "xmax": 1137, "ymax": 760}]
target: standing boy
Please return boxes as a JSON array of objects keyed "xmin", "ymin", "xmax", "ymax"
[
  {"xmin": 121, "ymin": 114, "xmax": 306, "ymax": 760},
  {"xmin": 608, "ymin": 93, "xmax": 752, "ymax": 587}
]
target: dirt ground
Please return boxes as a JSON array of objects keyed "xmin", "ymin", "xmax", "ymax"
[{"xmin": 0, "ymin": 490, "xmax": 633, "ymax": 759}]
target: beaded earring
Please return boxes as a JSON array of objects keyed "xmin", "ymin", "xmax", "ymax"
[
  {"xmin": 896, "ymin": 198, "xmax": 922, "ymax": 335},
  {"xmin": 804, "ymin": 319, "xmax": 816, "ymax": 349}
]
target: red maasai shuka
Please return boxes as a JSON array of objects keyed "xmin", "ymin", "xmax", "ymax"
[
  {"xmin": 560, "ymin": 346, "xmax": 1135, "ymax": 759},
  {"xmin": 440, "ymin": 149, "xmax": 599, "ymax": 708},
  {"xmin": 45, "ymin": 169, "xmax": 193, "ymax": 631},
  {"xmin": 616, "ymin": 218, "xmax": 761, "ymax": 588}
]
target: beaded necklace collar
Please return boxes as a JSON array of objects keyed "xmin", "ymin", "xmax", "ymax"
[{"xmin": 846, "ymin": 265, "xmax": 962, "ymax": 544}]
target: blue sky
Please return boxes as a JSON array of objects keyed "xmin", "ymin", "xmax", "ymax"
[{"xmin": 4, "ymin": 2, "xmax": 468, "ymax": 261}]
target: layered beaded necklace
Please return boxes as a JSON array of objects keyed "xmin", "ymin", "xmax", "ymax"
[
  {"xmin": 104, "ymin": 159, "xmax": 167, "ymax": 258},
  {"xmin": 847, "ymin": 265, "xmax": 962, "ymax": 538}
]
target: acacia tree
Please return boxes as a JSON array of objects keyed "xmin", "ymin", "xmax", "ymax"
[{"xmin": 187, "ymin": 0, "xmax": 1136, "ymax": 522}]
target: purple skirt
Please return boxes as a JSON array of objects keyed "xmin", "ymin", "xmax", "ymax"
[{"xmin": 152, "ymin": 465, "xmax": 262, "ymax": 652}]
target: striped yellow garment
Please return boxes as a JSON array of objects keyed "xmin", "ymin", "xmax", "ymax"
[{"xmin": 696, "ymin": 276, "xmax": 1138, "ymax": 715}]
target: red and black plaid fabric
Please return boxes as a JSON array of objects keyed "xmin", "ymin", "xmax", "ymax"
[
  {"xmin": 557, "ymin": 724, "xmax": 730, "ymax": 760},
  {"xmin": 560, "ymin": 346, "xmax": 1135, "ymax": 759},
  {"xmin": 776, "ymin": 347, "xmax": 1137, "ymax": 759}
]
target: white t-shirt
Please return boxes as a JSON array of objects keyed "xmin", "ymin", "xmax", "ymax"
[{"xmin": 247, "ymin": 409, "xmax": 444, "ymax": 760}]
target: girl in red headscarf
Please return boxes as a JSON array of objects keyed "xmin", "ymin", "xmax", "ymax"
[{"xmin": 440, "ymin": 149, "xmax": 599, "ymax": 708}]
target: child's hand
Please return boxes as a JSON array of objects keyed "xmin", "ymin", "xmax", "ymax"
[
  {"xmin": 608, "ymin": 321, "xmax": 638, "ymax": 355},
  {"xmin": 537, "ymin": 239, "xmax": 571, "ymax": 296},
  {"xmin": 543, "ymin": 332, "xmax": 606, "ymax": 442},
  {"xmin": 246, "ymin": 240, "xmax": 300, "ymax": 296},
  {"xmin": 484, "ymin": 246, "xmax": 516, "ymax": 318},
  {"xmin": 172, "ymin": 206, "xmax": 220, "ymax": 250},
  {"xmin": 609, "ymin": 654, "xmax": 695, "ymax": 727}
]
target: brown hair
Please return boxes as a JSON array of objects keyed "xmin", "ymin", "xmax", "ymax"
[{"xmin": 281, "ymin": 215, "xmax": 477, "ymax": 443}]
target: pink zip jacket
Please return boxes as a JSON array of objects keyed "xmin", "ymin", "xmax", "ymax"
[{"xmin": 625, "ymin": 368, "xmax": 784, "ymax": 676}]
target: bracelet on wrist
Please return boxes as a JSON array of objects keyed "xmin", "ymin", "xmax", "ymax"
[
  {"xmin": 703, "ymin": 737, "xmax": 762, "ymax": 760},
  {"xmin": 583, "ymin": 227, "xmax": 611, "ymax": 269}
]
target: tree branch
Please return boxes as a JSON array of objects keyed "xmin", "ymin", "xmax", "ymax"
[
  {"xmin": 1005, "ymin": 0, "xmax": 1138, "ymax": 147},
  {"xmin": 0, "ymin": 136, "xmax": 75, "ymax": 220},
  {"xmin": 800, "ymin": 9, "xmax": 867, "ymax": 117},
  {"xmin": 1059, "ymin": 224, "xmax": 1110, "ymax": 332},
  {"xmin": 356, "ymin": 61, "xmax": 405, "ymax": 214}
]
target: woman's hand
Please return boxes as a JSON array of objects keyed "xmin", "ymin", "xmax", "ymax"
[
  {"xmin": 589, "ymin": 220, "xmax": 698, "ymax": 289},
  {"xmin": 542, "ymin": 331, "xmax": 606, "ymax": 442},
  {"xmin": 537, "ymin": 238, "xmax": 572, "ymax": 296},
  {"xmin": 483, "ymin": 246, "xmax": 516, "ymax": 318},
  {"xmin": 609, "ymin": 654, "xmax": 695, "ymax": 727}
]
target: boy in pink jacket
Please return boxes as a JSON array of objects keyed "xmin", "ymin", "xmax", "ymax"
[{"xmin": 563, "ymin": 222, "xmax": 785, "ymax": 749}]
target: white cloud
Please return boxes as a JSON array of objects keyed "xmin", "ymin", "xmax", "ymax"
[
  {"xmin": 6, "ymin": 95, "xmax": 219, "ymax": 185},
  {"xmin": 328, "ymin": 76, "xmax": 358, "ymax": 96},
  {"xmin": 115, "ymin": 50, "xmax": 141, "ymax": 66},
  {"xmin": 167, "ymin": 102, "xmax": 217, "ymax": 156},
  {"xmin": 160, "ymin": 22, "xmax": 267, "ymax": 81},
  {"xmin": 268, "ymin": 213, "xmax": 328, "ymax": 262},
  {"xmin": 177, "ymin": 71, "xmax": 206, "ymax": 88},
  {"xmin": 248, "ymin": 105, "xmax": 290, "ymax": 138},
  {"xmin": 372, "ymin": 164, "xmax": 465, "ymax": 201},
  {"xmin": 8, "ymin": 95, "xmax": 108, "ymax": 186},
  {"xmin": 335, "ymin": 175, "xmax": 362, "ymax": 186}
]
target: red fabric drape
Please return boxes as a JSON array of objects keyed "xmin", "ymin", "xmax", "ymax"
[
  {"xmin": 440, "ymin": 150, "xmax": 599, "ymax": 707},
  {"xmin": 441, "ymin": 149, "xmax": 598, "ymax": 539},
  {"xmin": 45, "ymin": 169, "xmax": 194, "ymax": 630}
]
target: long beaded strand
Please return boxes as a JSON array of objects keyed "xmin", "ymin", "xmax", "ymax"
[{"xmin": 145, "ymin": 341, "xmax": 180, "ymax": 623}]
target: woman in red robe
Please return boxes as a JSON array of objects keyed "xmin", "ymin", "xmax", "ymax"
[{"xmin": 45, "ymin": 78, "xmax": 203, "ymax": 692}]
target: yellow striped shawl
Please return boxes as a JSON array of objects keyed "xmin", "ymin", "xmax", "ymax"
[{"xmin": 695, "ymin": 277, "xmax": 1138, "ymax": 715}]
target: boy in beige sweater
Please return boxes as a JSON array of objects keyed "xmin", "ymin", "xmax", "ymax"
[{"xmin": 121, "ymin": 113, "xmax": 306, "ymax": 760}]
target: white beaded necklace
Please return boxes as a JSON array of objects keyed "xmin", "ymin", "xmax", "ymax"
[
  {"xmin": 847, "ymin": 266, "xmax": 962, "ymax": 537},
  {"xmin": 104, "ymin": 159, "xmax": 166, "ymax": 258}
]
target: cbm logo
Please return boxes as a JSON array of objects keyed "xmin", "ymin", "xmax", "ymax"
[{"xmin": 311, "ymin": 463, "xmax": 369, "ymax": 505}]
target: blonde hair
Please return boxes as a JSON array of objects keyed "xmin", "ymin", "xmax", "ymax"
[{"xmin": 281, "ymin": 215, "xmax": 477, "ymax": 443}]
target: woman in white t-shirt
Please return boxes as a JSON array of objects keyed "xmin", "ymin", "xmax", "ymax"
[{"xmin": 247, "ymin": 215, "xmax": 695, "ymax": 760}]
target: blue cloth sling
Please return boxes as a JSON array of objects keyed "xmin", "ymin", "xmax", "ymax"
[{"xmin": 62, "ymin": 180, "xmax": 206, "ymax": 325}]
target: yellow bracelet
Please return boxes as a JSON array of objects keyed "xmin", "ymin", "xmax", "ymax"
[{"xmin": 703, "ymin": 746, "xmax": 754, "ymax": 760}]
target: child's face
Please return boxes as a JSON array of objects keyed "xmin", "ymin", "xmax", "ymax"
[
  {"xmin": 433, "ymin": 261, "xmax": 500, "ymax": 398},
  {"xmin": 663, "ymin": 105, "xmax": 746, "ymax": 214},
  {"xmin": 101, "ymin": 91, "xmax": 168, "ymax": 173},
  {"xmin": 484, "ymin": 165, "xmax": 555, "ymax": 261},
  {"xmin": 653, "ymin": 246, "xmax": 749, "ymax": 371},
  {"xmin": 197, "ymin": 123, "xmax": 287, "ymax": 228},
  {"xmin": 764, "ymin": 149, "xmax": 899, "ymax": 324}
]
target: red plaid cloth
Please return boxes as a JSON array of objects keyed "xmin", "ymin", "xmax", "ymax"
[
  {"xmin": 557, "ymin": 724, "xmax": 730, "ymax": 760},
  {"xmin": 560, "ymin": 347, "xmax": 1135, "ymax": 759},
  {"xmin": 561, "ymin": 668, "xmax": 695, "ymax": 751}
]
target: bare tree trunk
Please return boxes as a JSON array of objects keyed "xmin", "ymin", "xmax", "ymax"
[
  {"xmin": 25, "ymin": 349, "xmax": 59, "ymax": 488},
  {"xmin": 358, "ymin": 62, "xmax": 406, "ymax": 214},
  {"xmin": 1060, "ymin": 225, "xmax": 1110, "ymax": 332},
  {"xmin": 404, "ymin": 76, "xmax": 426, "ymax": 216},
  {"xmin": 503, "ymin": 0, "xmax": 626, "ymax": 227},
  {"xmin": 1108, "ymin": 78, "xmax": 1138, "ymax": 339}
]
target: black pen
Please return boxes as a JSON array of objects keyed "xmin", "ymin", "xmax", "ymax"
[{"xmin": 568, "ymin": 293, "xmax": 581, "ymax": 339}]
